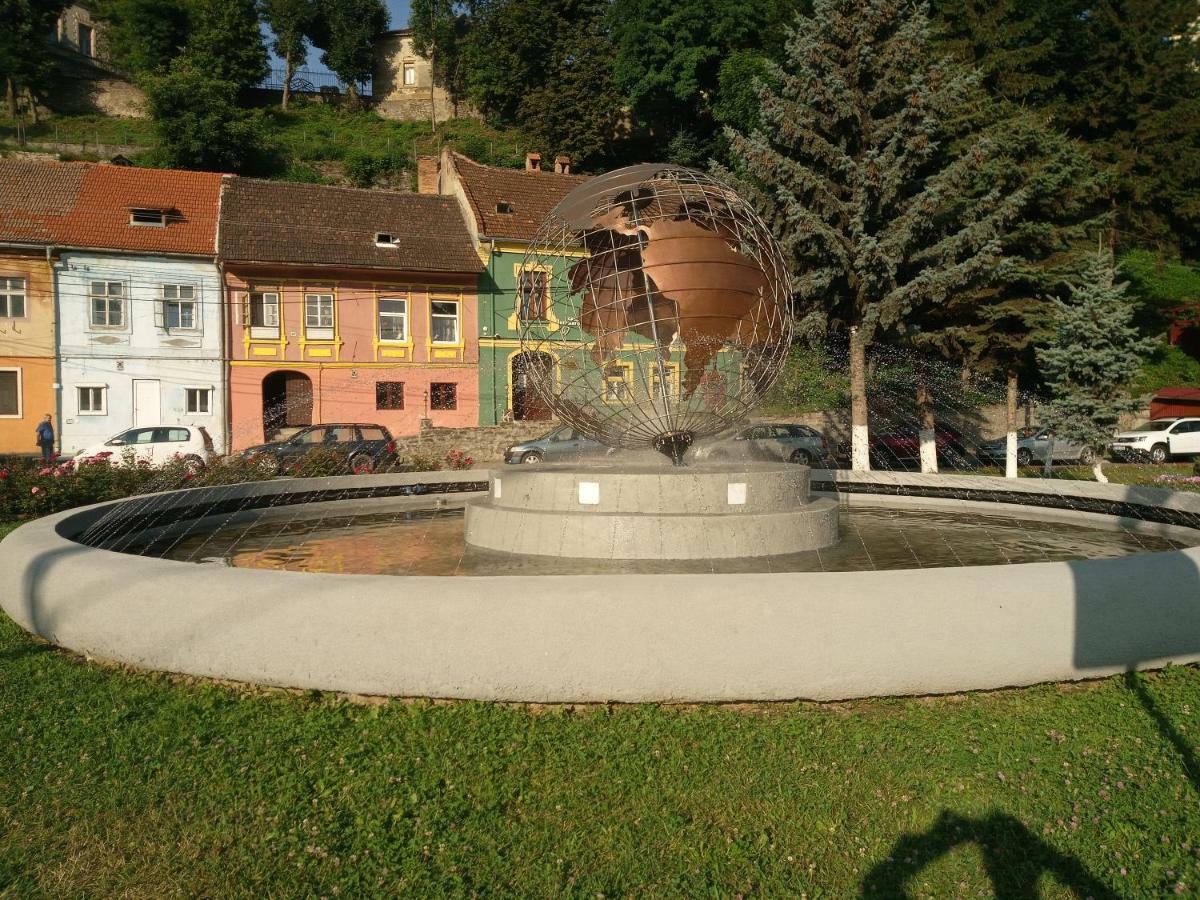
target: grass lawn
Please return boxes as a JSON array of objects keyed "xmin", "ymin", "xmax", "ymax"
[
  {"xmin": 1, "ymin": 530, "xmax": 1199, "ymax": 896},
  {"xmin": 971, "ymin": 462, "xmax": 1200, "ymax": 493}
]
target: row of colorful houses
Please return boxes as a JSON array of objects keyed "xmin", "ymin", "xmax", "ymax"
[{"xmin": 0, "ymin": 151, "xmax": 585, "ymax": 456}]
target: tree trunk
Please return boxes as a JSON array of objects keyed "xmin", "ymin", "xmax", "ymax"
[
  {"xmin": 5, "ymin": 77, "xmax": 15, "ymax": 119},
  {"xmin": 850, "ymin": 327, "xmax": 871, "ymax": 472},
  {"xmin": 1092, "ymin": 459, "xmax": 1108, "ymax": 483},
  {"xmin": 916, "ymin": 373, "xmax": 938, "ymax": 474},
  {"xmin": 282, "ymin": 49, "xmax": 292, "ymax": 110},
  {"xmin": 26, "ymin": 88, "xmax": 39, "ymax": 125},
  {"xmin": 1005, "ymin": 369, "xmax": 1019, "ymax": 479},
  {"xmin": 346, "ymin": 82, "xmax": 359, "ymax": 106}
]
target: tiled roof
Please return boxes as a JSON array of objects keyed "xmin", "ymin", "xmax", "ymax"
[
  {"xmin": 0, "ymin": 160, "xmax": 224, "ymax": 255},
  {"xmin": 219, "ymin": 178, "xmax": 482, "ymax": 273},
  {"xmin": 0, "ymin": 160, "xmax": 86, "ymax": 244},
  {"xmin": 449, "ymin": 152, "xmax": 590, "ymax": 242}
]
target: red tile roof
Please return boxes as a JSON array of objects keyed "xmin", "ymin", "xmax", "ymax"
[
  {"xmin": 0, "ymin": 160, "xmax": 224, "ymax": 255},
  {"xmin": 219, "ymin": 178, "xmax": 482, "ymax": 273},
  {"xmin": 448, "ymin": 152, "xmax": 590, "ymax": 242}
]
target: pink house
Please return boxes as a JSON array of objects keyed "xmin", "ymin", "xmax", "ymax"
[{"xmin": 219, "ymin": 178, "xmax": 483, "ymax": 450}]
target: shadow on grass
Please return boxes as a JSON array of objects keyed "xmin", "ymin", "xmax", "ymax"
[
  {"xmin": 0, "ymin": 636, "xmax": 53, "ymax": 663},
  {"xmin": 1124, "ymin": 670, "xmax": 1200, "ymax": 796},
  {"xmin": 860, "ymin": 810, "xmax": 1118, "ymax": 899}
]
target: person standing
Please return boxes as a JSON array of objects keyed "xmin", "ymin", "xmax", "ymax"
[{"xmin": 35, "ymin": 414, "xmax": 55, "ymax": 463}]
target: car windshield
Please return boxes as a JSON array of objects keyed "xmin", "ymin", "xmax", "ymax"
[{"xmin": 1129, "ymin": 420, "xmax": 1174, "ymax": 432}]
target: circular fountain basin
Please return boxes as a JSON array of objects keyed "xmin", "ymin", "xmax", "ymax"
[{"xmin": 1, "ymin": 469, "xmax": 1199, "ymax": 702}]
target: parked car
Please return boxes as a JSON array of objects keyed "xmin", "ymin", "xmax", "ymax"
[
  {"xmin": 866, "ymin": 423, "xmax": 969, "ymax": 470},
  {"xmin": 504, "ymin": 425, "xmax": 613, "ymax": 464},
  {"xmin": 241, "ymin": 423, "xmax": 398, "ymax": 474},
  {"xmin": 73, "ymin": 425, "xmax": 215, "ymax": 471},
  {"xmin": 692, "ymin": 423, "xmax": 830, "ymax": 465},
  {"xmin": 976, "ymin": 426, "xmax": 1097, "ymax": 467},
  {"xmin": 1109, "ymin": 417, "xmax": 1200, "ymax": 463}
]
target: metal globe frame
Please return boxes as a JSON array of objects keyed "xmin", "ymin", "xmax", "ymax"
[{"xmin": 517, "ymin": 164, "xmax": 793, "ymax": 462}]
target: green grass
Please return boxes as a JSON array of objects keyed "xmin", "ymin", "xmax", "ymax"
[
  {"xmin": 1, "ymin": 581, "xmax": 1199, "ymax": 896},
  {"xmin": 973, "ymin": 461, "xmax": 1200, "ymax": 493}
]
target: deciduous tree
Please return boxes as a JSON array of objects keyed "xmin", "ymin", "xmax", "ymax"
[
  {"xmin": 260, "ymin": 0, "xmax": 316, "ymax": 109},
  {"xmin": 92, "ymin": 0, "xmax": 190, "ymax": 77},
  {"xmin": 0, "ymin": 0, "xmax": 66, "ymax": 120},
  {"xmin": 311, "ymin": 0, "xmax": 387, "ymax": 104},
  {"xmin": 185, "ymin": 0, "xmax": 269, "ymax": 93}
]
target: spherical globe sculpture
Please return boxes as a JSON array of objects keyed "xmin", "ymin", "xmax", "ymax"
[{"xmin": 518, "ymin": 164, "xmax": 793, "ymax": 464}]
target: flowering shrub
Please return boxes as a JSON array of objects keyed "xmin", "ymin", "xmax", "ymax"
[
  {"xmin": 1156, "ymin": 473, "xmax": 1200, "ymax": 486},
  {"xmin": 443, "ymin": 449, "xmax": 474, "ymax": 470},
  {"xmin": 285, "ymin": 448, "xmax": 350, "ymax": 479},
  {"xmin": 395, "ymin": 450, "xmax": 442, "ymax": 472}
]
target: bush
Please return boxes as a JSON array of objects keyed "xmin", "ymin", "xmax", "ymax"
[
  {"xmin": 443, "ymin": 449, "xmax": 474, "ymax": 470},
  {"xmin": 283, "ymin": 447, "xmax": 349, "ymax": 478},
  {"xmin": 343, "ymin": 149, "xmax": 390, "ymax": 188},
  {"xmin": 398, "ymin": 450, "xmax": 443, "ymax": 472}
]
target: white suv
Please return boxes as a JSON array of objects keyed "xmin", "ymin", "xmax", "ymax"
[
  {"xmin": 1110, "ymin": 418, "xmax": 1200, "ymax": 463},
  {"xmin": 73, "ymin": 425, "xmax": 216, "ymax": 470}
]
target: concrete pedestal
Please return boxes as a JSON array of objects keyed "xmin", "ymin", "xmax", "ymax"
[{"xmin": 464, "ymin": 462, "xmax": 839, "ymax": 559}]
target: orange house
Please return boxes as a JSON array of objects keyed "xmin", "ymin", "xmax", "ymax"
[
  {"xmin": 0, "ymin": 162, "xmax": 86, "ymax": 455},
  {"xmin": 220, "ymin": 178, "xmax": 483, "ymax": 450}
]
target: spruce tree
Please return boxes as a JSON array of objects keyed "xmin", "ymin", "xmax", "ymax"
[
  {"xmin": 723, "ymin": 0, "xmax": 1030, "ymax": 471},
  {"xmin": 1037, "ymin": 250, "xmax": 1156, "ymax": 482}
]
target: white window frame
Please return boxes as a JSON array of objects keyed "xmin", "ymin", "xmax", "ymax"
[
  {"xmin": 76, "ymin": 384, "xmax": 108, "ymax": 416},
  {"xmin": 161, "ymin": 283, "xmax": 199, "ymax": 331},
  {"xmin": 430, "ymin": 299, "xmax": 460, "ymax": 345},
  {"xmin": 403, "ymin": 61, "xmax": 417, "ymax": 86},
  {"xmin": 0, "ymin": 277, "xmax": 27, "ymax": 319},
  {"xmin": 0, "ymin": 367, "xmax": 22, "ymax": 418},
  {"xmin": 304, "ymin": 292, "xmax": 334, "ymax": 340},
  {"xmin": 184, "ymin": 386, "xmax": 212, "ymax": 415},
  {"xmin": 89, "ymin": 281, "xmax": 126, "ymax": 329},
  {"xmin": 377, "ymin": 297, "xmax": 408, "ymax": 342},
  {"xmin": 248, "ymin": 291, "xmax": 280, "ymax": 339},
  {"xmin": 129, "ymin": 208, "xmax": 167, "ymax": 227}
]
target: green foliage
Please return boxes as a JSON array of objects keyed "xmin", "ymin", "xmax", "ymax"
[
  {"xmin": 722, "ymin": 0, "xmax": 1031, "ymax": 346},
  {"xmin": 92, "ymin": 0, "xmax": 190, "ymax": 76},
  {"xmin": 409, "ymin": 0, "xmax": 472, "ymax": 109},
  {"xmin": 758, "ymin": 344, "xmax": 849, "ymax": 415},
  {"xmin": 1055, "ymin": 0, "xmax": 1200, "ymax": 259},
  {"xmin": 1038, "ymin": 252, "xmax": 1158, "ymax": 450},
  {"xmin": 1131, "ymin": 342, "xmax": 1200, "ymax": 396},
  {"xmin": 183, "ymin": 0, "xmax": 269, "ymax": 92},
  {"xmin": 342, "ymin": 148, "xmax": 393, "ymax": 188},
  {"xmin": 260, "ymin": 0, "xmax": 318, "ymax": 104},
  {"xmin": 283, "ymin": 447, "xmax": 348, "ymax": 477},
  {"xmin": 712, "ymin": 50, "xmax": 774, "ymax": 136},
  {"xmin": 311, "ymin": 0, "xmax": 388, "ymax": 101},
  {"xmin": 0, "ymin": 0, "xmax": 66, "ymax": 114},
  {"xmin": 1120, "ymin": 249, "xmax": 1200, "ymax": 309},
  {"xmin": 143, "ymin": 61, "xmax": 268, "ymax": 172}
]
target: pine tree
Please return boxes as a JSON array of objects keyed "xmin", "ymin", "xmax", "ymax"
[
  {"xmin": 723, "ymin": 0, "xmax": 1032, "ymax": 471},
  {"xmin": 1037, "ymin": 250, "xmax": 1156, "ymax": 482},
  {"xmin": 186, "ymin": 0, "xmax": 269, "ymax": 93},
  {"xmin": 1057, "ymin": 0, "xmax": 1200, "ymax": 260}
]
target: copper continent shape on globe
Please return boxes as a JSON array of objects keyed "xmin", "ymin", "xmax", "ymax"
[{"xmin": 518, "ymin": 164, "xmax": 794, "ymax": 463}]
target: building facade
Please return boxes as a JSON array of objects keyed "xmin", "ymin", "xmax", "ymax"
[
  {"xmin": 372, "ymin": 28, "xmax": 472, "ymax": 123},
  {"xmin": 0, "ymin": 164, "xmax": 80, "ymax": 454},
  {"xmin": 219, "ymin": 179, "xmax": 483, "ymax": 450},
  {"xmin": 51, "ymin": 166, "xmax": 227, "ymax": 455},
  {"xmin": 48, "ymin": 2, "xmax": 146, "ymax": 118},
  {"xmin": 427, "ymin": 150, "xmax": 589, "ymax": 425}
]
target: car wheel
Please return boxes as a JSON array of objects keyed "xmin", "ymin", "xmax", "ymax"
[
  {"xmin": 790, "ymin": 448, "xmax": 812, "ymax": 465},
  {"xmin": 349, "ymin": 453, "xmax": 375, "ymax": 475},
  {"xmin": 182, "ymin": 454, "xmax": 205, "ymax": 475},
  {"xmin": 1149, "ymin": 443, "xmax": 1169, "ymax": 464},
  {"xmin": 521, "ymin": 451, "xmax": 543, "ymax": 464},
  {"xmin": 1016, "ymin": 448, "xmax": 1032, "ymax": 467},
  {"xmin": 1078, "ymin": 446, "xmax": 1096, "ymax": 465}
]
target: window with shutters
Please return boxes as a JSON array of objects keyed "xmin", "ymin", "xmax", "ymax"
[{"xmin": 248, "ymin": 291, "xmax": 280, "ymax": 339}]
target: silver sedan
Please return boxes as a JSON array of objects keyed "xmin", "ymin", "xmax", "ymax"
[{"xmin": 692, "ymin": 423, "xmax": 830, "ymax": 465}]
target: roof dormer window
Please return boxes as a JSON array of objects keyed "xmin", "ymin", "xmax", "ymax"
[
  {"xmin": 129, "ymin": 207, "xmax": 170, "ymax": 227},
  {"xmin": 375, "ymin": 232, "xmax": 398, "ymax": 247},
  {"xmin": 496, "ymin": 201, "xmax": 514, "ymax": 214}
]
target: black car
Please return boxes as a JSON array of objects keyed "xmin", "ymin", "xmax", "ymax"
[{"xmin": 242, "ymin": 423, "xmax": 399, "ymax": 475}]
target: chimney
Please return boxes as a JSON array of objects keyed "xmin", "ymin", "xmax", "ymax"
[
  {"xmin": 554, "ymin": 155, "xmax": 571, "ymax": 175},
  {"xmin": 525, "ymin": 151, "xmax": 541, "ymax": 172},
  {"xmin": 416, "ymin": 155, "xmax": 439, "ymax": 194}
]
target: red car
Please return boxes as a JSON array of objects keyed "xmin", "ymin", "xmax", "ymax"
[{"xmin": 867, "ymin": 423, "xmax": 969, "ymax": 470}]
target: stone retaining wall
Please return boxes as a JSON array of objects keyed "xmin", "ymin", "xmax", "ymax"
[{"xmin": 394, "ymin": 420, "xmax": 554, "ymax": 463}]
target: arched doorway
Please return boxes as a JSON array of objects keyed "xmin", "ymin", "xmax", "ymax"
[
  {"xmin": 262, "ymin": 370, "xmax": 313, "ymax": 440},
  {"xmin": 511, "ymin": 352, "xmax": 553, "ymax": 421}
]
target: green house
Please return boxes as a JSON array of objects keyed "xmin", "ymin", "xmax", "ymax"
[{"xmin": 429, "ymin": 150, "xmax": 589, "ymax": 426}]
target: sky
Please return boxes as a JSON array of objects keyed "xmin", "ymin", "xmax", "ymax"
[{"xmin": 267, "ymin": 0, "xmax": 413, "ymax": 76}]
